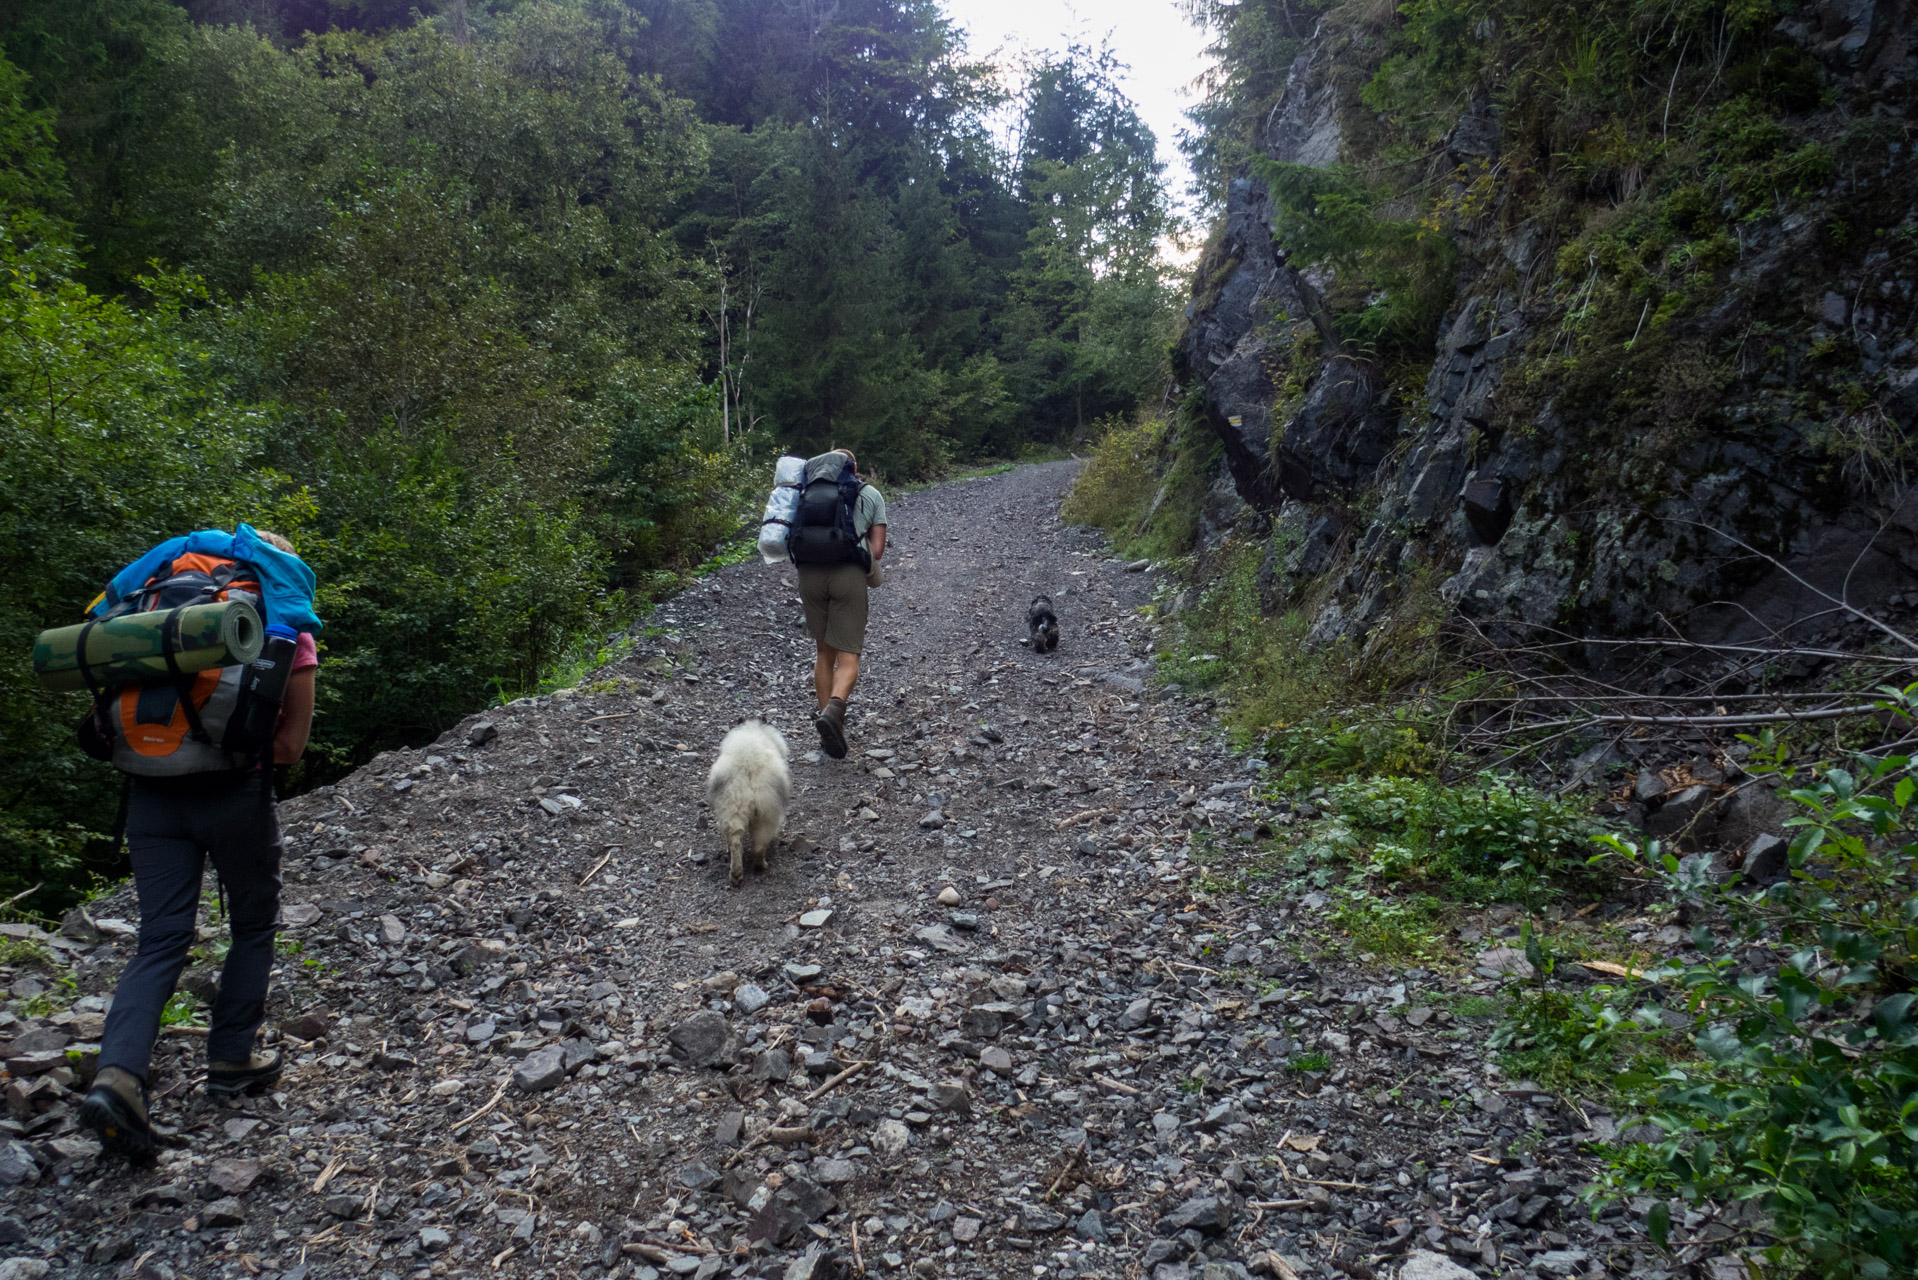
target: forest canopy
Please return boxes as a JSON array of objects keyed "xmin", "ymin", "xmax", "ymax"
[{"xmin": 0, "ymin": 0, "xmax": 1181, "ymax": 907}]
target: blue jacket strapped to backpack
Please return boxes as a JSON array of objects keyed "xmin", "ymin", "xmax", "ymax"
[{"xmin": 92, "ymin": 523, "xmax": 324, "ymax": 633}]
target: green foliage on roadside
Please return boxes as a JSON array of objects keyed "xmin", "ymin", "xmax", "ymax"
[
  {"xmin": 1495, "ymin": 687, "xmax": 1918, "ymax": 1277},
  {"xmin": 1321, "ymin": 773, "xmax": 1598, "ymax": 879},
  {"xmin": 1063, "ymin": 407, "xmax": 1214, "ymax": 562}
]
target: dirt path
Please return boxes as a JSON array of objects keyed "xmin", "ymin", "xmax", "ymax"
[{"xmin": 3, "ymin": 462, "xmax": 1665, "ymax": 1280}]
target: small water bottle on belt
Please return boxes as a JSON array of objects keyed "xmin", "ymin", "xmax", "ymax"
[{"xmin": 235, "ymin": 623, "xmax": 300, "ymax": 751}]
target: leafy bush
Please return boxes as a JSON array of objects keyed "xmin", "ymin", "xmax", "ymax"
[
  {"xmin": 1264, "ymin": 712, "xmax": 1437, "ymax": 787},
  {"xmin": 1491, "ymin": 979, "xmax": 1672, "ymax": 1094},
  {"xmin": 1323, "ymin": 773, "xmax": 1599, "ymax": 879},
  {"xmin": 1570, "ymin": 687, "xmax": 1918, "ymax": 1276},
  {"xmin": 1061, "ymin": 412, "xmax": 1170, "ymax": 542}
]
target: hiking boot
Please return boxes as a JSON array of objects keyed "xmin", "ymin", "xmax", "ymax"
[
  {"xmin": 79, "ymin": 1066, "xmax": 155, "ymax": 1161},
  {"xmin": 814, "ymin": 697, "xmax": 848, "ymax": 760},
  {"xmin": 207, "ymin": 1048, "xmax": 283, "ymax": 1097}
]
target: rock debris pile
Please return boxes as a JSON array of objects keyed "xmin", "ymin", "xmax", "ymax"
[{"xmin": 0, "ymin": 464, "xmax": 1673, "ymax": 1279}]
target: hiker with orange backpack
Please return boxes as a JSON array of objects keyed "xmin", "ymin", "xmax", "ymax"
[{"xmin": 57, "ymin": 525, "xmax": 322, "ymax": 1159}]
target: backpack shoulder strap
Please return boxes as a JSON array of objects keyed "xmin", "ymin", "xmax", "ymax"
[{"xmin": 158, "ymin": 604, "xmax": 214, "ymax": 744}]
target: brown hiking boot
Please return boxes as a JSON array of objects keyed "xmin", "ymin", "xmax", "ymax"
[
  {"xmin": 207, "ymin": 1048, "xmax": 283, "ymax": 1097},
  {"xmin": 814, "ymin": 697, "xmax": 848, "ymax": 759},
  {"xmin": 80, "ymin": 1066, "xmax": 155, "ymax": 1161}
]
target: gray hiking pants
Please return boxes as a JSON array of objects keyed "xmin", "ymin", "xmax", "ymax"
[{"xmin": 99, "ymin": 772, "xmax": 283, "ymax": 1080}]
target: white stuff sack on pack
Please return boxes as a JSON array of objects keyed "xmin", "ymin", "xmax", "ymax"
[{"xmin": 758, "ymin": 455, "xmax": 807, "ymax": 564}]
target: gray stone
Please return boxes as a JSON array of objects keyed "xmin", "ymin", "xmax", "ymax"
[
  {"xmin": 468, "ymin": 721, "xmax": 499, "ymax": 747},
  {"xmin": 512, "ymin": 1045, "xmax": 567, "ymax": 1093},
  {"xmin": 6, "ymin": 1028, "xmax": 66, "ymax": 1055},
  {"xmin": 1474, "ymin": 946, "xmax": 1535, "ymax": 980},
  {"xmin": 914, "ymin": 924, "xmax": 967, "ymax": 953},
  {"xmin": 1743, "ymin": 833, "xmax": 1791, "ymax": 887},
  {"xmin": 1019, "ymin": 1203, "xmax": 1067, "ymax": 1232},
  {"xmin": 323, "ymin": 1194, "xmax": 362, "ymax": 1217},
  {"xmin": 1645, "ymin": 784, "xmax": 1720, "ymax": 846},
  {"xmin": 59, "ymin": 907, "xmax": 102, "ymax": 943},
  {"xmin": 667, "ymin": 1011, "xmax": 732, "ymax": 1067},
  {"xmin": 0, "ymin": 1140, "xmax": 39, "ymax": 1186},
  {"xmin": 734, "ymin": 983, "xmax": 771, "ymax": 1015},
  {"xmin": 872, "ymin": 1118, "xmax": 910, "ymax": 1158},
  {"xmin": 750, "ymin": 1048, "xmax": 792, "ymax": 1081},
  {"xmin": 1397, "ymin": 1252, "xmax": 1478, "ymax": 1280},
  {"xmin": 0, "ymin": 1260, "xmax": 50, "ymax": 1280},
  {"xmin": 420, "ymin": 1226, "xmax": 452, "ymax": 1252},
  {"xmin": 1120, "ymin": 997, "xmax": 1153, "ymax": 1029},
  {"xmin": 200, "ymin": 1197, "xmax": 245, "ymax": 1228},
  {"xmin": 959, "ymin": 1007, "xmax": 1003, "ymax": 1039},
  {"xmin": 918, "ymin": 811, "xmax": 947, "ymax": 830},
  {"xmin": 206, "ymin": 1157, "xmax": 262, "ymax": 1196},
  {"xmin": 1160, "ymin": 1195, "xmax": 1232, "ymax": 1235},
  {"xmin": 747, "ymin": 1173, "xmax": 836, "ymax": 1246},
  {"xmin": 814, "ymin": 1158, "xmax": 856, "ymax": 1184},
  {"xmin": 678, "ymin": 1161, "xmax": 722, "ymax": 1191},
  {"xmin": 1076, "ymin": 1208, "xmax": 1107, "ymax": 1242}
]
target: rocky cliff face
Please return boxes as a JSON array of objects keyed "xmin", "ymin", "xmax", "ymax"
[{"xmin": 1177, "ymin": 0, "xmax": 1918, "ymax": 668}]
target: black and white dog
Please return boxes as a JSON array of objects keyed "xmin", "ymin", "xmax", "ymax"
[{"xmin": 1027, "ymin": 595, "xmax": 1059, "ymax": 654}]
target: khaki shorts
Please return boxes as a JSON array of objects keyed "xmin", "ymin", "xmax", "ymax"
[{"xmin": 797, "ymin": 563, "xmax": 870, "ymax": 654}]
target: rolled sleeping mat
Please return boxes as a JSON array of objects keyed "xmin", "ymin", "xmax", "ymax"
[{"xmin": 32, "ymin": 600, "xmax": 264, "ymax": 693}]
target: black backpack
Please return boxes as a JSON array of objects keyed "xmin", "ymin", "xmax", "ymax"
[{"xmin": 788, "ymin": 460, "xmax": 870, "ymax": 568}]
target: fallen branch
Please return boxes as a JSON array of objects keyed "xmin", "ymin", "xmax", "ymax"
[
  {"xmin": 452, "ymin": 1078, "xmax": 511, "ymax": 1132},
  {"xmin": 803, "ymin": 1059, "xmax": 871, "ymax": 1102},
  {"xmin": 1043, "ymin": 1135, "xmax": 1089, "ymax": 1202},
  {"xmin": 1466, "ymin": 702, "xmax": 1887, "ymax": 732},
  {"xmin": 312, "ymin": 1155, "xmax": 346, "ymax": 1194},
  {"xmin": 724, "ymin": 1122, "xmax": 817, "ymax": 1168},
  {"xmin": 578, "ymin": 847, "xmax": 617, "ymax": 887}
]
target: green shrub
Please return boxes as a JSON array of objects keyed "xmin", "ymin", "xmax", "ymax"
[
  {"xmin": 1321, "ymin": 773, "xmax": 1599, "ymax": 879},
  {"xmin": 1575, "ymin": 687, "xmax": 1918, "ymax": 1276},
  {"xmin": 1062, "ymin": 412, "xmax": 1168, "ymax": 541},
  {"xmin": 1490, "ymin": 981, "xmax": 1672, "ymax": 1094}
]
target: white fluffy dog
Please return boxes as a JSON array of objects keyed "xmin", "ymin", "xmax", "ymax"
[{"xmin": 706, "ymin": 720, "xmax": 791, "ymax": 888}]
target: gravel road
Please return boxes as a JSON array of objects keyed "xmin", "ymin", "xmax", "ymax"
[{"xmin": 0, "ymin": 462, "xmax": 1677, "ymax": 1280}]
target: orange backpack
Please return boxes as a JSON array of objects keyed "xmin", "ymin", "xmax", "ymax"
[{"xmin": 85, "ymin": 553, "xmax": 274, "ymax": 776}]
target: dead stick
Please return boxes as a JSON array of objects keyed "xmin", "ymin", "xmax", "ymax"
[
  {"xmin": 579, "ymin": 847, "xmax": 616, "ymax": 887},
  {"xmin": 453, "ymin": 1078, "xmax": 511, "ymax": 1132},
  {"xmin": 1043, "ymin": 1136, "xmax": 1089, "ymax": 1202},
  {"xmin": 803, "ymin": 1059, "xmax": 871, "ymax": 1102},
  {"xmin": 724, "ymin": 1123, "xmax": 816, "ymax": 1169},
  {"xmin": 851, "ymin": 1219, "xmax": 865, "ymax": 1276},
  {"xmin": 312, "ymin": 1156, "xmax": 346, "ymax": 1194},
  {"xmin": 583, "ymin": 713, "xmax": 636, "ymax": 724},
  {"xmin": 1475, "ymin": 703, "xmax": 1888, "ymax": 733}
]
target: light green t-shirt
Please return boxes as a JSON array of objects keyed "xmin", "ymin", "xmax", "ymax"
[{"xmin": 803, "ymin": 453, "xmax": 887, "ymax": 540}]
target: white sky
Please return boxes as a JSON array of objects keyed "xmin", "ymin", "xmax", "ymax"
[{"xmin": 945, "ymin": 0, "xmax": 1212, "ymax": 217}]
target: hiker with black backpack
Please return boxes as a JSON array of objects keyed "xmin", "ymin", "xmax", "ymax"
[
  {"xmin": 787, "ymin": 449, "xmax": 886, "ymax": 758},
  {"xmin": 50, "ymin": 526, "xmax": 322, "ymax": 1159}
]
